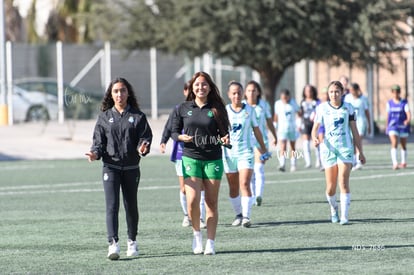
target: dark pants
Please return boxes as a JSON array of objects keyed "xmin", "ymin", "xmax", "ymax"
[{"xmin": 102, "ymin": 166, "xmax": 140, "ymax": 243}]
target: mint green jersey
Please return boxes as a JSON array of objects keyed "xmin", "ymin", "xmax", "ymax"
[
  {"xmin": 244, "ymin": 99, "xmax": 272, "ymax": 147},
  {"xmin": 315, "ymin": 101, "xmax": 355, "ymax": 151},
  {"xmin": 224, "ymin": 103, "xmax": 258, "ymax": 157}
]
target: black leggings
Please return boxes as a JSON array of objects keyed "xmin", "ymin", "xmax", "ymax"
[{"xmin": 102, "ymin": 166, "xmax": 140, "ymax": 243}]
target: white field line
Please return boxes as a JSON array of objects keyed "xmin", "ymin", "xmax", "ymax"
[{"xmin": 0, "ymin": 171, "xmax": 413, "ymax": 196}]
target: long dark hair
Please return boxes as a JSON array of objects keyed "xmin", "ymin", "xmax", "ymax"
[
  {"xmin": 244, "ymin": 80, "xmax": 263, "ymax": 101},
  {"xmin": 302, "ymin": 84, "xmax": 318, "ymax": 101},
  {"xmin": 100, "ymin": 77, "xmax": 140, "ymax": 111},
  {"xmin": 186, "ymin": 71, "xmax": 230, "ymax": 136}
]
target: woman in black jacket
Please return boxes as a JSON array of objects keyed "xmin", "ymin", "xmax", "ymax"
[{"xmin": 86, "ymin": 77, "xmax": 152, "ymax": 260}]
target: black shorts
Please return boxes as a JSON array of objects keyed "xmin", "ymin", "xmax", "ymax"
[{"xmin": 301, "ymin": 119, "xmax": 314, "ymax": 135}]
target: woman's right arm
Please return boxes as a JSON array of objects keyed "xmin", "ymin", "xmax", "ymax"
[{"xmin": 86, "ymin": 115, "xmax": 106, "ymax": 161}]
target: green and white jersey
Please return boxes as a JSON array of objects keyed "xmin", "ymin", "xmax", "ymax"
[
  {"xmin": 315, "ymin": 101, "xmax": 355, "ymax": 151},
  {"xmin": 225, "ymin": 103, "xmax": 258, "ymax": 157},
  {"xmin": 344, "ymin": 94, "xmax": 368, "ymax": 126},
  {"xmin": 244, "ymin": 99, "xmax": 272, "ymax": 146},
  {"xmin": 274, "ymin": 99, "xmax": 300, "ymax": 132}
]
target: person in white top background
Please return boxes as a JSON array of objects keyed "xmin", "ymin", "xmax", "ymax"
[
  {"xmin": 274, "ymin": 89, "xmax": 300, "ymax": 172},
  {"xmin": 344, "ymin": 82, "xmax": 371, "ymax": 170},
  {"xmin": 244, "ymin": 80, "xmax": 277, "ymax": 206}
]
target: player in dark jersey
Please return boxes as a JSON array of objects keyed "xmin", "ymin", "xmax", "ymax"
[
  {"xmin": 86, "ymin": 77, "xmax": 152, "ymax": 260},
  {"xmin": 171, "ymin": 72, "xmax": 230, "ymax": 255}
]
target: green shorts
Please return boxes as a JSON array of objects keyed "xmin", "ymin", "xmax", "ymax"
[{"xmin": 181, "ymin": 156, "xmax": 224, "ymax": 180}]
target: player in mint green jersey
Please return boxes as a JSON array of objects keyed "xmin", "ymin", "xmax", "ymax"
[
  {"xmin": 224, "ymin": 81, "xmax": 269, "ymax": 227},
  {"xmin": 311, "ymin": 80, "xmax": 366, "ymax": 225},
  {"xmin": 244, "ymin": 80, "xmax": 277, "ymax": 206}
]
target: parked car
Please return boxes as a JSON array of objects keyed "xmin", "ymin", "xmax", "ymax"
[
  {"xmin": 12, "ymin": 85, "xmax": 58, "ymax": 122},
  {"xmin": 14, "ymin": 78, "xmax": 101, "ymax": 119}
]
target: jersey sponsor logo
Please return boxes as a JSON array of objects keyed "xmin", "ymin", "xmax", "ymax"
[
  {"xmin": 109, "ymin": 117, "xmax": 114, "ymax": 123},
  {"xmin": 334, "ymin": 117, "xmax": 345, "ymax": 128},
  {"xmin": 207, "ymin": 110, "xmax": 214, "ymax": 117},
  {"xmin": 128, "ymin": 116, "xmax": 134, "ymax": 123},
  {"xmin": 232, "ymin": 123, "xmax": 242, "ymax": 133},
  {"xmin": 187, "ymin": 110, "xmax": 193, "ymax": 116}
]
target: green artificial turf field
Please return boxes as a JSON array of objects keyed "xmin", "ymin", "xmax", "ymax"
[{"xmin": 0, "ymin": 143, "xmax": 413, "ymax": 274}]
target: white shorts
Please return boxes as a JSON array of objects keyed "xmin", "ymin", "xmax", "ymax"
[
  {"xmin": 388, "ymin": 130, "xmax": 409, "ymax": 138},
  {"xmin": 223, "ymin": 156, "xmax": 254, "ymax": 173},
  {"xmin": 175, "ymin": 160, "xmax": 183, "ymax": 177}
]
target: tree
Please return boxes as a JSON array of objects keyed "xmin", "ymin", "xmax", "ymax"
[
  {"xmin": 45, "ymin": 0, "xmax": 93, "ymax": 43},
  {"xmin": 5, "ymin": 0, "xmax": 23, "ymax": 42},
  {"xmin": 118, "ymin": 0, "xmax": 412, "ymax": 106}
]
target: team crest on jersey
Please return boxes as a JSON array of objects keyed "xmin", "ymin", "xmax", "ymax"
[
  {"xmin": 187, "ymin": 110, "xmax": 193, "ymax": 116},
  {"xmin": 186, "ymin": 165, "xmax": 191, "ymax": 171},
  {"xmin": 128, "ymin": 116, "xmax": 134, "ymax": 123},
  {"xmin": 207, "ymin": 110, "xmax": 214, "ymax": 118},
  {"xmin": 214, "ymin": 165, "xmax": 220, "ymax": 172},
  {"xmin": 109, "ymin": 117, "xmax": 114, "ymax": 123}
]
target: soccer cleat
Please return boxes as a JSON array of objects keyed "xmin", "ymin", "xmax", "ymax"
[
  {"xmin": 200, "ymin": 219, "xmax": 207, "ymax": 229},
  {"xmin": 392, "ymin": 165, "xmax": 399, "ymax": 170},
  {"xmin": 256, "ymin": 196, "xmax": 262, "ymax": 206},
  {"xmin": 192, "ymin": 232, "xmax": 203, "ymax": 255},
  {"xmin": 107, "ymin": 239, "xmax": 120, "ymax": 260},
  {"xmin": 231, "ymin": 214, "xmax": 243, "ymax": 226},
  {"xmin": 182, "ymin": 215, "xmax": 191, "ymax": 227},
  {"xmin": 204, "ymin": 239, "xmax": 215, "ymax": 255},
  {"xmin": 399, "ymin": 163, "xmax": 407, "ymax": 169},
  {"xmin": 126, "ymin": 239, "xmax": 139, "ymax": 257},
  {"xmin": 331, "ymin": 208, "xmax": 340, "ymax": 224},
  {"xmin": 290, "ymin": 165, "xmax": 296, "ymax": 172},
  {"xmin": 242, "ymin": 217, "xmax": 251, "ymax": 228},
  {"xmin": 279, "ymin": 166, "xmax": 286, "ymax": 172},
  {"xmin": 340, "ymin": 219, "xmax": 349, "ymax": 225},
  {"xmin": 305, "ymin": 163, "xmax": 312, "ymax": 169}
]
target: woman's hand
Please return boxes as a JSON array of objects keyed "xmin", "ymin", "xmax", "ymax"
[
  {"xmin": 85, "ymin": 151, "xmax": 98, "ymax": 162},
  {"xmin": 179, "ymin": 134, "xmax": 193, "ymax": 143},
  {"xmin": 160, "ymin": 143, "xmax": 166, "ymax": 154},
  {"xmin": 138, "ymin": 141, "xmax": 150, "ymax": 155}
]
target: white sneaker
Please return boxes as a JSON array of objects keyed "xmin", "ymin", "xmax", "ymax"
[
  {"xmin": 242, "ymin": 217, "xmax": 251, "ymax": 228},
  {"xmin": 126, "ymin": 239, "xmax": 139, "ymax": 257},
  {"xmin": 200, "ymin": 219, "xmax": 207, "ymax": 229},
  {"xmin": 182, "ymin": 215, "xmax": 191, "ymax": 227},
  {"xmin": 290, "ymin": 165, "xmax": 296, "ymax": 172},
  {"xmin": 231, "ymin": 214, "xmax": 243, "ymax": 226},
  {"xmin": 107, "ymin": 239, "xmax": 120, "ymax": 260},
  {"xmin": 192, "ymin": 232, "xmax": 203, "ymax": 254},
  {"xmin": 204, "ymin": 239, "xmax": 215, "ymax": 255}
]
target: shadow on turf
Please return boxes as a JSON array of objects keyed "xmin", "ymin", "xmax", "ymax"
[
  {"xmin": 217, "ymin": 244, "xmax": 414, "ymax": 255},
  {"xmin": 248, "ymin": 217, "xmax": 414, "ymax": 228}
]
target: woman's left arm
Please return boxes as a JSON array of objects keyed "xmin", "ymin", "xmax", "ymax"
[
  {"xmin": 137, "ymin": 114, "xmax": 153, "ymax": 156},
  {"xmin": 350, "ymin": 120, "xmax": 366, "ymax": 164}
]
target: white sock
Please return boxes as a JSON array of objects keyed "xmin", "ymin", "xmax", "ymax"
[
  {"xmin": 340, "ymin": 193, "xmax": 351, "ymax": 221},
  {"xmin": 391, "ymin": 148, "xmax": 398, "ymax": 166},
  {"xmin": 241, "ymin": 196, "xmax": 253, "ymax": 218},
  {"xmin": 180, "ymin": 191, "xmax": 187, "ymax": 215},
  {"xmin": 254, "ymin": 163, "xmax": 265, "ymax": 197},
  {"xmin": 303, "ymin": 139, "xmax": 311, "ymax": 166},
  {"xmin": 200, "ymin": 190, "xmax": 206, "ymax": 221},
  {"xmin": 401, "ymin": 149, "xmax": 407, "ymax": 164},
  {"xmin": 279, "ymin": 155, "xmax": 286, "ymax": 167},
  {"xmin": 250, "ymin": 171, "xmax": 256, "ymax": 198},
  {"xmin": 326, "ymin": 194, "xmax": 338, "ymax": 215},
  {"xmin": 229, "ymin": 196, "xmax": 241, "ymax": 215},
  {"xmin": 290, "ymin": 156, "xmax": 296, "ymax": 167},
  {"xmin": 314, "ymin": 147, "xmax": 320, "ymax": 167}
]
